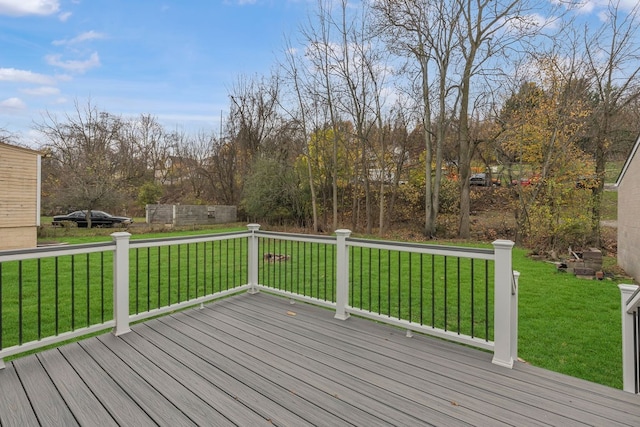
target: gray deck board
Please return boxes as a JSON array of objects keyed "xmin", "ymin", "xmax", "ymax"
[
  {"xmin": 113, "ymin": 330, "xmax": 273, "ymax": 426},
  {"xmin": 182, "ymin": 301, "xmax": 511, "ymax": 426},
  {"xmin": 57, "ymin": 343, "xmax": 157, "ymax": 427},
  {"xmin": 1, "ymin": 291, "xmax": 639, "ymax": 426},
  {"xmin": 169, "ymin": 315, "xmax": 462, "ymax": 426},
  {"xmin": 94, "ymin": 333, "xmax": 239, "ymax": 427},
  {"xmin": 0, "ymin": 364, "xmax": 40, "ymax": 427},
  {"xmin": 270, "ymin": 295, "xmax": 640, "ymax": 423},
  {"xmin": 12, "ymin": 355, "xmax": 79, "ymax": 426},
  {"xmin": 123, "ymin": 323, "xmax": 315, "ymax": 427},
  {"xmin": 78, "ymin": 338, "xmax": 197, "ymax": 427},
  {"xmin": 216, "ymin": 297, "xmax": 568, "ymax": 426},
  {"xmin": 227, "ymin": 294, "xmax": 640, "ymax": 425},
  {"xmin": 135, "ymin": 320, "xmax": 353, "ymax": 426},
  {"xmin": 36, "ymin": 348, "xmax": 118, "ymax": 427},
  {"xmin": 150, "ymin": 315, "xmax": 402, "ymax": 426}
]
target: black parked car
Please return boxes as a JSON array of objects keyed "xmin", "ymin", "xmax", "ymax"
[{"xmin": 52, "ymin": 210, "xmax": 133, "ymax": 228}]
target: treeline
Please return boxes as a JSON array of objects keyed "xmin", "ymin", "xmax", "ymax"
[{"xmin": 31, "ymin": 0, "xmax": 640, "ymax": 251}]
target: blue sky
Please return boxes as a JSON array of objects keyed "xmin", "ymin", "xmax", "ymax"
[
  {"xmin": 1, "ymin": 0, "xmax": 636, "ymax": 147},
  {"xmin": 0, "ymin": 0, "xmax": 311, "ymax": 145}
]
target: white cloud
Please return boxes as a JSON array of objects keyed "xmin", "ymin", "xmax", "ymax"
[
  {"xmin": 21, "ymin": 86, "xmax": 60, "ymax": 96},
  {"xmin": 619, "ymin": 0, "xmax": 639, "ymax": 11},
  {"xmin": 563, "ymin": 0, "xmax": 637, "ymax": 15},
  {"xmin": 508, "ymin": 13, "xmax": 560, "ymax": 33},
  {"xmin": 0, "ymin": 0, "xmax": 59, "ymax": 16},
  {"xmin": 0, "ymin": 68, "xmax": 56, "ymax": 85},
  {"xmin": 58, "ymin": 11, "xmax": 72, "ymax": 21},
  {"xmin": 574, "ymin": 1, "xmax": 597, "ymax": 14},
  {"xmin": 45, "ymin": 52, "xmax": 101, "ymax": 74},
  {"xmin": 25, "ymin": 129, "xmax": 42, "ymax": 142},
  {"xmin": 52, "ymin": 31, "xmax": 106, "ymax": 46},
  {"xmin": 597, "ymin": 10, "xmax": 609, "ymax": 22},
  {"xmin": 529, "ymin": 13, "xmax": 560, "ymax": 30},
  {"xmin": 0, "ymin": 97, "xmax": 27, "ymax": 110}
]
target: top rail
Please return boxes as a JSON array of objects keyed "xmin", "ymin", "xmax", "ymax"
[
  {"xmin": 0, "ymin": 242, "xmax": 114, "ymax": 262},
  {"xmin": 347, "ymin": 237, "xmax": 495, "ymax": 260},
  {"xmin": 624, "ymin": 286, "xmax": 640, "ymax": 314},
  {"xmin": 255, "ymin": 230, "xmax": 336, "ymax": 244},
  {"xmin": 130, "ymin": 230, "xmax": 251, "ymax": 249}
]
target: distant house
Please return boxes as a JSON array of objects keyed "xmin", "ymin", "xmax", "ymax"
[
  {"xmin": 0, "ymin": 142, "xmax": 41, "ymax": 250},
  {"xmin": 616, "ymin": 133, "xmax": 640, "ymax": 282}
]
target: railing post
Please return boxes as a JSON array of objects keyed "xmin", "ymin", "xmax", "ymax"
[
  {"xmin": 619, "ymin": 284, "xmax": 638, "ymax": 393},
  {"xmin": 334, "ymin": 229, "xmax": 351, "ymax": 320},
  {"xmin": 511, "ymin": 270, "xmax": 520, "ymax": 361},
  {"xmin": 492, "ymin": 239, "xmax": 516, "ymax": 368},
  {"xmin": 111, "ymin": 232, "xmax": 131, "ymax": 336},
  {"xmin": 247, "ymin": 224, "xmax": 261, "ymax": 294}
]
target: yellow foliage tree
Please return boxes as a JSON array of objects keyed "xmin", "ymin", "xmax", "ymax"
[
  {"xmin": 295, "ymin": 125, "xmax": 356, "ymax": 224},
  {"xmin": 499, "ymin": 56, "xmax": 595, "ymax": 251}
]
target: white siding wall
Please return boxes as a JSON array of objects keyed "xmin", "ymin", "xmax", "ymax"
[{"xmin": 618, "ymin": 146, "xmax": 640, "ymax": 282}]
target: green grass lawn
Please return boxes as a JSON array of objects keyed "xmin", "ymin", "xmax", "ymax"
[
  {"xmin": 2, "ymin": 224, "xmax": 629, "ymax": 389},
  {"xmin": 512, "ymin": 248, "xmax": 624, "ymax": 389},
  {"xmin": 605, "ymin": 160, "xmax": 624, "ymax": 183},
  {"xmin": 601, "ymin": 189, "xmax": 618, "ymax": 221}
]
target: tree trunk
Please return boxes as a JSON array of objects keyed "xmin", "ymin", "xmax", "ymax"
[{"xmin": 458, "ymin": 82, "xmax": 472, "ymax": 239}]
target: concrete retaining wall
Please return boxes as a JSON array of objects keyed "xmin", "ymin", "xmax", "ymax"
[
  {"xmin": 146, "ymin": 204, "xmax": 237, "ymax": 226},
  {"xmin": 146, "ymin": 204, "xmax": 173, "ymax": 224}
]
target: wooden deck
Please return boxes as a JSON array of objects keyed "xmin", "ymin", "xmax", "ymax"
[{"xmin": 1, "ymin": 292, "xmax": 638, "ymax": 426}]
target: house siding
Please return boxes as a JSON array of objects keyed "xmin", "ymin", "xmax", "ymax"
[
  {"xmin": 618, "ymin": 137, "xmax": 640, "ymax": 282},
  {"xmin": 0, "ymin": 227, "xmax": 37, "ymax": 250},
  {"xmin": 0, "ymin": 143, "xmax": 40, "ymax": 250}
]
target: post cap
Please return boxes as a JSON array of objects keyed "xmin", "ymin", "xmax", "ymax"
[
  {"xmin": 492, "ymin": 239, "xmax": 515, "ymax": 249},
  {"xmin": 110, "ymin": 232, "xmax": 132, "ymax": 240}
]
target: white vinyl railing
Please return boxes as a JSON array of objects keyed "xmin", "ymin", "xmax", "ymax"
[
  {"xmin": 247, "ymin": 225, "xmax": 518, "ymax": 368},
  {"xmin": 0, "ymin": 224, "xmax": 519, "ymax": 370},
  {"xmin": 620, "ymin": 284, "xmax": 640, "ymax": 393}
]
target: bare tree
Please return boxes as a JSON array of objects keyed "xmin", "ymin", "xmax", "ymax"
[
  {"xmin": 0, "ymin": 128, "xmax": 15, "ymax": 144},
  {"xmin": 228, "ymin": 74, "xmax": 283, "ymax": 160},
  {"xmin": 280, "ymin": 37, "xmax": 321, "ymax": 231},
  {"xmin": 330, "ymin": 0, "xmax": 389, "ymax": 234},
  {"xmin": 301, "ymin": 0, "xmax": 345, "ymax": 231},
  {"xmin": 376, "ymin": 0, "xmax": 548, "ymax": 238},
  {"xmin": 583, "ymin": 0, "xmax": 640, "ymax": 246},
  {"xmin": 373, "ymin": 0, "xmax": 459, "ymax": 237},
  {"xmin": 202, "ymin": 135, "xmax": 240, "ymax": 206},
  {"xmin": 36, "ymin": 100, "xmax": 128, "ymax": 226},
  {"xmin": 454, "ymin": 0, "xmax": 548, "ymax": 238},
  {"xmin": 36, "ymin": 101, "xmax": 129, "ymax": 226},
  {"xmin": 226, "ymin": 73, "xmax": 288, "ymax": 209},
  {"xmin": 384, "ymin": 102, "xmax": 415, "ymax": 225},
  {"xmin": 124, "ymin": 114, "xmax": 173, "ymax": 185},
  {"xmin": 170, "ymin": 130, "xmax": 211, "ymax": 203}
]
